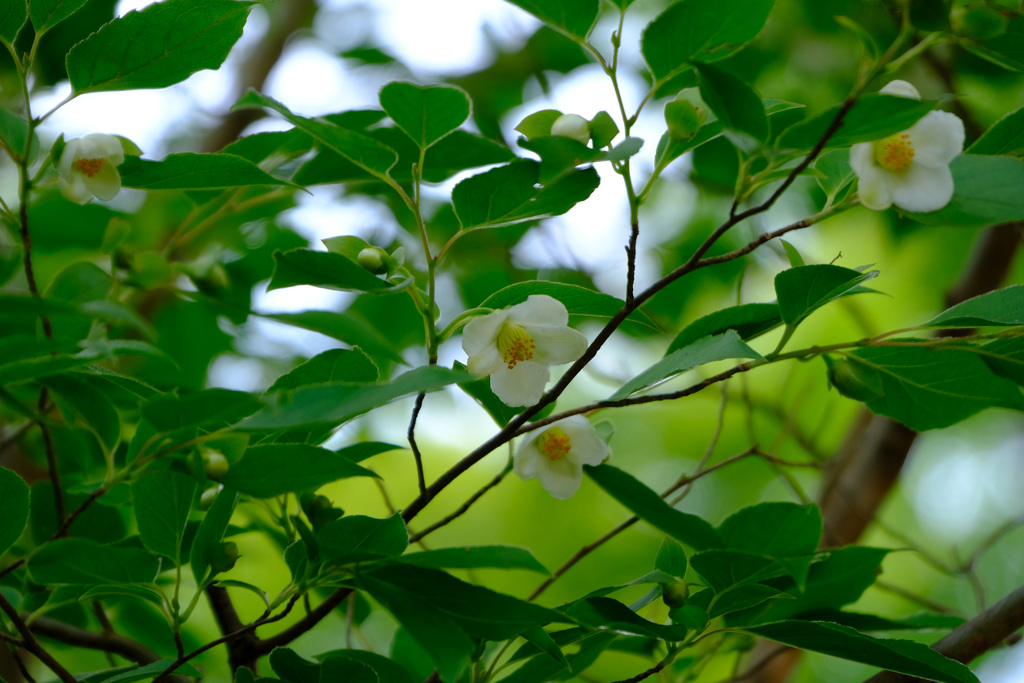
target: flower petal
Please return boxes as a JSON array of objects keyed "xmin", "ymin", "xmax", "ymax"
[
  {"xmin": 59, "ymin": 175, "xmax": 93, "ymax": 205},
  {"xmin": 462, "ymin": 309, "xmax": 506, "ymax": 356},
  {"xmin": 467, "ymin": 345, "xmax": 504, "ymax": 377},
  {"xmin": 856, "ymin": 165, "xmax": 894, "ymax": 210},
  {"xmin": 889, "ymin": 163, "xmax": 954, "ymax": 212},
  {"xmin": 529, "ymin": 326, "xmax": 588, "ymax": 366},
  {"xmin": 908, "ymin": 111, "xmax": 964, "ymax": 168},
  {"xmin": 78, "ymin": 134, "xmax": 124, "ymax": 164},
  {"xmin": 507, "ymin": 294, "xmax": 569, "ymax": 328},
  {"xmin": 880, "ymin": 80, "xmax": 920, "ymax": 99},
  {"xmin": 563, "ymin": 425, "xmax": 610, "ymax": 467},
  {"xmin": 513, "ymin": 440, "xmax": 542, "ymax": 480},
  {"xmin": 490, "ymin": 361, "xmax": 550, "ymax": 407},
  {"xmin": 82, "ymin": 164, "xmax": 122, "ymax": 201},
  {"xmin": 534, "ymin": 457, "xmax": 584, "ymax": 499}
]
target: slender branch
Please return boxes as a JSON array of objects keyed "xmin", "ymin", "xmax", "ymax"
[
  {"xmin": 529, "ymin": 516, "xmax": 640, "ymax": 601},
  {"xmin": 612, "ymin": 645, "xmax": 679, "ymax": 682},
  {"xmin": 205, "ymin": 585, "xmax": 258, "ymax": 672},
  {"xmin": 408, "ymin": 393, "xmax": 428, "ymax": 495},
  {"xmin": 0, "ymin": 592, "xmax": 77, "ymax": 683},
  {"xmin": 251, "ymin": 591, "xmax": 348, "ymax": 655},
  {"xmin": 409, "ymin": 459, "xmax": 512, "ymax": 544}
]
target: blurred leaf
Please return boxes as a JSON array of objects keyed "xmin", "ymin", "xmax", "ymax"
[
  {"xmin": 317, "ymin": 658, "xmax": 376, "ymax": 683},
  {"xmin": 268, "ymin": 249, "xmax": 391, "ymax": 293},
  {"xmin": 318, "ymin": 651, "xmax": 413, "ymax": 683},
  {"xmin": 131, "ymin": 471, "xmax": 198, "ymax": 564},
  {"xmin": 41, "ymin": 373, "xmax": 120, "ymax": 451},
  {"xmin": 67, "ymin": 0, "xmax": 253, "ymax": 94},
  {"xmin": 745, "ymin": 621, "xmax": 979, "ymax": 683},
  {"xmin": 399, "ymin": 546, "xmax": 549, "ymax": 574},
  {"xmin": 655, "ymin": 538, "xmax": 688, "ymax": 579},
  {"xmin": 961, "ymin": 13, "xmax": 1024, "ymax": 71},
  {"xmin": 922, "ymin": 285, "xmax": 1024, "ymax": 327},
  {"xmin": 585, "ymin": 465, "xmax": 723, "ymax": 550},
  {"xmin": 220, "ymin": 444, "xmax": 378, "ymax": 498},
  {"xmin": 0, "ymin": 0, "xmax": 26, "ymax": 43},
  {"xmin": 610, "ymin": 331, "xmax": 762, "ymax": 400},
  {"xmin": 452, "ymin": 160, "xmax": 600, "ymax": 229},
  {"xmin": 119, "ymin": 153, "xmax": 294, "ymax": 190},
  {"xmin": 190, "ymin": 488, "xmax": 238, "ymax": 587},
  {"xmin": 29, "ymin": 0, "xmax": 87, "ymax": 34},
  {"xmin": 0, "ymin": 467, "xmax": 30, "ymax": 557},
  {"xmin": 234, "ymin": 90, "xmax": 397, "ymax": 178},
  {"xmin": 695, "ymin": 62, "xmax": 768, "ymax": 141},
  {"xmin": 517, "ymin": 135, "xmax": 643, "ymax": 184},
  {"xmin": 102, "ymin": 661, "xmax": 202, "ymax": 683},
  {"xmin": 642, "ymin": 0, "xmax": 775, "ymax": 80},
  {"xmin": 504, "ymin": 0, "xmax": 599, "ymax": 39},
  {"xmin": 850, "ymin": 345, "xmax": 1024, "ymax": 430},
  {"xmin": 668, "ymin": 303, "xmax": 782, "ymax": 354},
  {"xmin": 140, "ymin": 388, "xmax": 262, "ymax": 433},
  {"xmin": 0, "ymin": 109, "xmax": 31, "ymax": 158},
  {"xmin": 479, "ymin": 280, "xmax": 656, "ymax": 331},
  {"xmin": 318, "ymin": 513, "xmax": 408, "ymax": 566},
  {"xmin": 909, "ymin": 0, "xmax": 950, "ymax": 31},
  {"xmin": 269, "ymin": 648, "xmax": 319, "ymax": 683},
  {"xmin": 27, "ymin": 538, "xmax": 159, "ymax": 585},
  {"xmin": 239, "ymin": 366, "xmax": 466, "ymax": 430},
  {"xmin": 907, "ymin": 155, "xmax": 1024, "ymax": 226},
  {"xmin": 336, "ymin": 441, "xmax": 404, "ymax": 463},
  {"xmin": 262, "ymin": 311, "xmax": 405, "ymax": 366},
  {"xmin": 967, "ymin": 104, "xmax": 1024, "ymax": 156},
  {"xmin": 775, "ymin": 264, "xmax": 879, "ymax": 327},
  {"xmin": 267, "ymin": 348, "xmax": 379, "ymax": 392},
  {"xmin": 379, "ymin": 82, "xmax": 470, "ymax": 149},
  {"xmin": 777, "ymin": 95, "xmax": 936, "ymax": 150}
]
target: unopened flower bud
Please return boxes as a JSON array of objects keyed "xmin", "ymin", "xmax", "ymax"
[
  {"xmin": 824, "ymin": 355, "xmax": 885, "ymax": 403},
  {"xmin": 203, "ymin": 450, "xmax": 230, "ymax": 480},
  {"xmin": 665, "ymin": 89, "xmax": 707, "ymax": 141},
  {"xmin": 550, "ymin": 114, "xmax": 590, "ymax": 145},
  {"xmin": 199, "ymin": 486, "xmax": 222, "ymax": 510},
  {"xmin": 357, "ymin": 246, "xmax": 388, "ymax": 274},
  {"xmin": 661, "ymin": 581, "xmax": 690, "ymax": 608}
]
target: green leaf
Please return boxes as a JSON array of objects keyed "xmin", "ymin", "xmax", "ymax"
[
  {"xmin": 41, "ymin": 373, "xmax": 121, "ymax": 451},
  {"xmin": 190, "ymin": 488, "xmax": 238, "ymax": 587},
  {"xmin": 238, "ymin": 366, "xmax": 466, "ymax": 430},
  {"xmin": 269, "ymin": 648, "xmax": 319, "ymax": 683},
  {"xmin": 907, "ymin": 155, "xmax": 1024, "ymax": 226},
  {"xmin": 745, "ymin": 621, "xmax": 979, "ymax": 683},
  {"xmin": 815, "ymin": 148, "xmax": 855, "ymax": 198},
  {"xmin": 654, "ymin": 538, "xmax": 688, "ymax": 580},
  {"xmin": 268, "ymin": 249, "xmax": 392, "ymax": 293},
  {"xmin": 566, "ymin": 597, "xmax": 689, "ymax": 640},
  {"xmin": 922, "ymin": 285, "xmax": 1024, "ymax": 327},
  {"xmin": 119, "ymin": 153, "xmax": 294, "ymax": 190},
  {"xmin": 0, "ymin": 353, "xmax": 100, "ymax": 385},
  {"xmin": 140, "ymin": 388, "xmax": 263, "ymax": 433},
  {"xmin": 0, "ymin": 0, "xmax": 25, "ymax": 43},
  {"xmin": 102, "ymin": 660, "xmax": 202, "ymax": 683},
  {"xmin": 774, "ymin": 264, "xmax": 879, "ymax": 327},
  {"xmin": 516, "ymin": 109, "xmax": 563, "ymax": 139},
  {"xmin": 520, "ymin": 627, "xmax": 570, "ymax": 671},
  {"xmin": 962, "ymin": 12, "xmax": 1024, "ymax": 71},
  {"xmin": 777, "ymin": 94, "xmax": 936, "ymax": 150},
  {"xmin": 234, "ymin": 90, "xmax": 397, "ymax": 178},
  {"xmin": 642, "ymin": 0, "xmax": 775, "ymax": 81},
  {"xmin": 667, "ymin": 303, "xmax": 782, "ymax": 354},
  {"xmin": 967, "ymin": 104, "xmax": 1024, "ymax": 156},
  {"xmin": 689, "ymin": 549, "xmax": 781, "ymax": 592},
  {"xmin": 262, "ymin": 311, "xmax": 405, "ymax": 366},
  {"xmin": 319, "ymin": 651, "xmax": 413, "ymax": 683},
  {"xmin": 694, "ymin": 62, "xmax": 768, "ymax": 142},
  {"xmin": 318, "ymin": 658, "xmax": 376, "ymax": 683},
  {"xmin": 399, "ymin": 546, "xmax": 549, "ymax": 574},
  {"xmin": 267, "ymin": 348, "xmax": 379, "ymax": 392},
  {"xmin": 504, "ymin": 0, "xmax": 599, "ymax": 39},
  {"xmin": 0, "ymin": 467, "xmax": 30, "ymax": 557},
  {"xmin": 337, "ymin": 442, "xmax": 404, "ymax": 463},
  {"xmin": 610, "ymin": 331, "xmax": 763, "ymax": 400},
  {"xmin": 585, "ymin": 464, "xmax": 723, "ymax": 550},
  {"xmin": 67, "ymin": 0, "xmax": 253, "ymax": 94},
  {"xmin": 220, "ymin": 444, "xmax": 378, "ymax": 498},
  {"xmin": 27, "ymin": 538, "xmax": 159, "ymax": 585},
  {"xmin": 516, "ymin": 136, "xmax": 643, "ymax": 184},
  {"xmin": 318, "ymin": 513, "xmax": 408, "ymax": 566},
  {"xmin": 980, "ymin": 336, "xmax": 1024, "ymax": 386},
  {"xmin": 379, "ymin": 82, "xmax": 470, "ymax": 149},
  {"xmin": 849, "ymin": 345, "xmax": 1024, "ymax": 431},
  {"xmin": 479, "ymin": 280, "xmax": 656, "ymax": 331},
  {"xmin": 718, "ymin": 502, "xmax": 821, "ymax": 590},
  {"xmin": 0, "ymin": 109, "xmax": 31, "ymax": 159},
  {"xmin": 705, "ymin": 583, "xmax": 790, "ymax": 619},
  {"xmin": 452, "ymin": 160, "xmax": 600, "ymax": 229},
  {"xmin": 29, "ymin": 0, "xmax": 86, "ymax": 34},
  {"xmin": 132, "ymin": 470, "xmax": 198, "ymax": 564},
  {"xmin": 503, "ymin": 632, "xmax": 616, "ymax": 683}
]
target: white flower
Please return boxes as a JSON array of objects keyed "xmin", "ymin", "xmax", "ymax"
[
  {"xmin": 514, "ymin": 416, "xmax": 610, "ymax": 499},
  {"xmin": 850, "ymin": 81, "xmax": 965, "ymax": 213},
  {"xmin": 550, "ymin": 114, "xmax": 590, "ymax": 145},
  {"xmin": 462, "ymin": 294, "xmax": 588, "ymax": 407},
  {"xmin": 58, "ymin": 134, "xmax": 125, "ymax": 204}
]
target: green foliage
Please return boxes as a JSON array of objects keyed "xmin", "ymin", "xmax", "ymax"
[{"xmin": 3, "ymin": 1, "xmax": 1024, "ymax": 682}]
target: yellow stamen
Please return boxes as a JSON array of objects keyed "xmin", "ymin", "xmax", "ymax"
[
  {"xmin": 497, "ymin": 323, "xmax": 535, "ymax": 369},
  {"xmin": 536, "ymin": 427, "xmax": 572, "ymax": 462},
  {"xmin": 874, "ymin": 133, "xmax": 915, "ymax": 173},
  {"xmin": 74, "ymin": 158, "xmax": 106, "ymax": 178}
]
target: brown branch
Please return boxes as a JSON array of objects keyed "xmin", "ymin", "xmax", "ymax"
[
  {"xmin": 0, "ymin": 593, "xmax": 76, "ymax": 683},
  {"xmin": 206, "ymin": 585, "xmax": 259, "ymax": 672},
  {"xmin": 408, "ymin": 460, "xmax": 512, "ymax": 544},
  {"xmin": 408, "ymin": 393, "xmax": 428, "ymax": 495}
]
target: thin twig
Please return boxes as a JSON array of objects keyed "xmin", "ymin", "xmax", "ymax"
[
  {"xmin": 0, "ymin": 592, "xmax": 77, "ymax": 683},
  {"xmin": 409, "ymin": 459, "xmax": 512, "ymax": 544},
  {"xmin": 612, "ymin": 645, "xmax": 679, "ymax": 682},
  {"xmin": 408, "ymin": 393, "xmax": 428, "ymax": 495}
]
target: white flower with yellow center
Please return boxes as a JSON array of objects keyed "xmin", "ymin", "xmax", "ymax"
[
  {"xmin": 58, "ymin": 134, "xmax": 125, "ymax": 205},
  {"xmin": 514, "ymin": 416, "xmax": 610, "ymax": 499},
  {"xmin": 462, "ymin": 294, "xmax": 588, "ymax": 407},
  {"xmin": 849, "ymin": 81, "xmax": 965, "ymax": 213}
]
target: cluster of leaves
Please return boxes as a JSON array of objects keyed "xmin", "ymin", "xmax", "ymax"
[{"xmin": 2, "ymin": 0, "xmax": 1024, "ymax": 682}]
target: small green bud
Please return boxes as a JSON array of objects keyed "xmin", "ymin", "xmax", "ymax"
[
  {"xmin": 661, "ymin": 581, "xmax": 690, "ymax": 608},
  {"xmin": 199, "ymin": 486, "xmax": 221, "ymax": 510},
  {"xmin": 202, "ymin": 450, "xmax": 230, "ymax": 480},
  {"xmin": 665, "ymin": 89, "xmax": 707, "ymax": 141},
  {"xmin": 550, "ymin": 114, "xmax": 590, "ymax": 145},
  {"xmin": 357, "ymin": 247, "xmax": 388, "ymax": 274},
  {"xmin": 211, "ymin": 541, "xmax": 240, "ymax": 573},
  {"xmin": 824, "ymin": 355, "xmax": 885, "ymax": 403},
  {"xmin": 953, "ymin": 5, "xmax": 1009, "ymax": 40}
]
